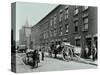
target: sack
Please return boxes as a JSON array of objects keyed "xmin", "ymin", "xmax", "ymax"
[{"xmin": 28, "ymin": 57, "xmax": 33, "ymax": 63}]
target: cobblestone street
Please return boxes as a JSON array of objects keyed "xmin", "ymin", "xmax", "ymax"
[{"xmin": 16, "ymin": 53, "xmax": 97, "ymax": 73}]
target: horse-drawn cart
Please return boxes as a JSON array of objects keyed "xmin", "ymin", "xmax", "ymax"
[
  {"xmin": 23, "ymin": 49, "xmax": 40, "ymax": 68},
  {"xmin": 62, "ymin": 43, "xmax": 81, "ymax": 61},
  {"xmin": 49, "ymin": 42, "xmax": 82, "ymax": 61}
]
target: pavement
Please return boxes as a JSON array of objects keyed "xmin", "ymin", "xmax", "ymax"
[
  {"xmin": 71, "ymin": 56, "xmax": 97, "ymax": 66},
  {"xmin": 16, "ymin": 52, "xmax": 97, "ymax": 73},
  {"xmin": 44, "ymin": 52, "xmax": 98, "ymax": 66}
]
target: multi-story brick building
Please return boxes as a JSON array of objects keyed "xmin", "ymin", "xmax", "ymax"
[{"xmin": 31, "ymin": 5, "xmax": 97, "ymax": 57}]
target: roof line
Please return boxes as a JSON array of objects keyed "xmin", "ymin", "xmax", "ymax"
[{"xmin": 32, "ymin": 5, "xmax": 61, "ymax": 28}]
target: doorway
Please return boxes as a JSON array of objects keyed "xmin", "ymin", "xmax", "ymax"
[{"xmin": 86, "ymin": 38, "xmax": 92, "ymax": 58}]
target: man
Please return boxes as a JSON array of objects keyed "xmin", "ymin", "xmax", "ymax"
[
  {"xmin": 84, "ymin": 45, "xmax": 89, "ymax": 58},
  {"xmin": 41, "ymin": 47, "xmax": 45, "ymax": 61},
  {"xmin": 32, "ymin": 49, "xmax": 39, "ymax": 68},
  {"xmin": 54, "ymin": 43, "xmax": 60, "ymax": 58},
  {"xmin": 92, "ymin": 44, "xmax": 97, "ymax": 61},
  {"xmin": 48, "ymin": 46, "xmax": 52, "ymax": 57}
]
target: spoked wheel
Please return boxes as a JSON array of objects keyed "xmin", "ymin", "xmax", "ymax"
[
  {"xmin": 22, "ymin": 56, "xmax": 29, "ymax": 65},
  {"xmin": 62, "ymin": 48, "xmax": 72, "ymax": 61}
]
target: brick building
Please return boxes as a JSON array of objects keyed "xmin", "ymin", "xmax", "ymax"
[{"xmin": 31, "ymin": 5, "xmax": 97, "ymax": 57}]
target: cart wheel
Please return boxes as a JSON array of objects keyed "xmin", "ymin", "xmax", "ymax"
[
  {"xmin": 62, "ymin": 48, "xmax": 71, "ymax": 61},
  {"xmin": 22, "ymin": 57, "xmax": 28, "ymax": 65}
]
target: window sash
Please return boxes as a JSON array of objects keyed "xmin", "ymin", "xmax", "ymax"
[
  {"xmin": 65, "ymin": 6, "xmax": 69, "ymax": 19},
  {"xmin": 75, "ymin": 21, "xmax": 78, "ymax": 26},
  {"xmin": 75, "ymin": 26, "xmax": 78, "ymax": 32},
  {"xmin": 83, "ymin": 17, "xmax": 88, "ymax": 31},
  {"xmin": 59, "ymin": 10, "xmax": 63, "ymax": 22},
  {"xmin": 74, "ymin": 6, "xmax": 79, "ymax": 15},
  {"xmin": 59, "ymin": 14, "xmax": 63, "ymax": 22},
  {"xmin": 84, "ymin": 23, "xmax": 88, "ymax": 30},
  {"xmin": 54, "ymin": 15, "xmax": 56, "ymax": 24},
  {"xmin": 59, "ymin": 26, "xmax": 63, "ymax": 35},
  {"xmin": 50, "ymin": 19, "xmax": 53, "ymax": 26},
  {"xmin": 83, "ymin": 18, "xmax": 88, "ymax": 23},
  {"xmin": 65, "ymin": 24, "xmax": 69, "ymax": 33},
  {"xmin": 50, "ymin": 31, "xmax": 52, "ymax": 37},
  {"xmin": 54, "ymin": 29, "xmax": 56, "ymax": 36},
  {"xmin": 65, "ymin": 10, "xmax": 68, "ymax": 19},
  {"xmin": 74, "ymin": 21, "xmax": 78, "ymax": 32}
]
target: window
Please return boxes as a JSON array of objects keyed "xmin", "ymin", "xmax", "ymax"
[
  {"xmin": 43, "ymin": 32, "xmax": 46, "ymax": 39},
  {"xmin": 59, "ymin": 10, "xmax": 63, "ymax": 22},
  {"xmin": 59, "ymin": 26, "xmax": 63, "ymax": 36},
  {"xmin": 82, "ymin": 17, "xmax": 88, "ymax": 31},
  {"xmin": 82, "ymin": 13, "xmax": 88, "ymax": 18},
  {"xmin": 74, "ymin": 21, "xmax": 78, "ymax": 32},
  {"xmin": 50, "ymin": 30, "xmax": 52, "ymax": 37},
  {"xmin": 54, "ymin": 14, "xmax": 57, "ymax": 28},
  {"xmin": 65, "ymin": 6, "xmax": 68, "ymax": 19},
  {"xmin": 45, "ymin": 32, "xmax": 47, "ymax": 39},
  {"xmin": 47, "ymin": 31, "xmax": 49, "ymax": 38},
  {"xmin": 74, "ymin": 6, "xmax": 79, "ymax": 15},
  {"xmin": 40, "ymin": 33, "xmax": 43, "ymax": 41},
  {"xmin": 50, "ymin": 17, "xmax": 53, "ymax": 26},
  {"xmin": 52, "ymin": 30, "xmax": 54, "ymax": 37},
  {"xmin": 54, "ymin": 14, "xmax": 57, "ymax": 25},
  {"xmin": 83, "ymin": 6, "xmax": 88, "ymax": 11},
  {"xmin": 65, "ymin": 24, "xmax": 69, "ymax": 34},
  {"xmin": 54, "ymin": 29, "xmax": 56, "ymax": 36},
  {"xmin": 75, "ymin": 39, "xmax": 80, "ymax": 46},
  {"xmin": 46, "ymin": 31, "xmax": 49, "ymax": 38},
  {"xmin": 83, "ymin": 17, "xmax": 88, "ymax": 23}
]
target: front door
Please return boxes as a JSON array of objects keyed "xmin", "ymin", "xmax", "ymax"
[{"xmin": 86, "ymin": 38, "xmax": 92, "ymax": 57}]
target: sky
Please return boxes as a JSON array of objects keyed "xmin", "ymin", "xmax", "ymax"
[{"xmin": 16, "ymin": 2, "xmax": 58, "ymax": 41}]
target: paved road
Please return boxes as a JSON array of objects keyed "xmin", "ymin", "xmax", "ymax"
[{"xmin": 16, "ymin": 53, "xmax": 97, "ymax": 73}]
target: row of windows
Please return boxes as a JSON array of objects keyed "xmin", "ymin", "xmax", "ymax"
[
  {"xmin": 50, "ymin": 6, "xmax": 69, "ymax": 27},
  {"xmin": 82, "ymin": 17, "xmax": 88, "ymax": 31},
  {"xmin": 50, "ymin": 6, "xmax": 88, "ymax": 32},
  {"xmin": 74, "ymin": 6, "xmax": 79, "ymax": 15},
  {"xmin": 42, "ymin": 18, "xmax": 88, "ymax": 39},
  {"xmin": 74, "ymin": 16, "xmax": 88, "ymax": 32},
  {"xmin": 42, "ymin": 17, "xmax": 88, "ymax": 39},
  {"xmin": 50, "ymin": 6, "xmax": 88, "ymax": 27},
  {"xmin": 42, "ymin": 24, "xmax": 69, "ymax": 39},
  {"xmin": 74, "ymin": 6, "xmax": 89, "ymax": 32},
  {"xmin": 41, "ymin": 6, "xmax": 89, "ymax": 39}
]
